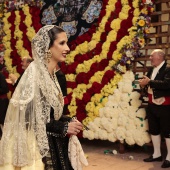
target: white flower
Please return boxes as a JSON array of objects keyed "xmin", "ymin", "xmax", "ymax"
[
  {"xmin": 129, "ymin": 156, "xmax": 134, "ymax": 160},
  {"xmin": 142, "ymin": 132, "xmax": 151, "ymax": 143},
  {"xmin": 118, "ymin": 114, "xmax": 127, "ymax": 126},
  {"xmin": 112, "ymin": 150, "xmax": 118, "ymax": 155},
  {"xmin": 123, "ymin": 71, "xmax": 135, "ymax": 81},
  {"xmin": 133, "ymin": 130, "xmax": 145, "ymax": 146},
  {"xmin": 130, "ymin": 99, "xmax": 142, "ymax": 108},
  {"xmin": 122, "ymin": 82, "xmax": 133, "ymax": 93},
  {"xmin": 98, "ymin": 129, "xmax": 108, "ymax": 140},
  {"xmin": 128, "ymin": 110, "xmax": 136, "ymax": 119},
  {"xmin": 126, "ymin": 137, "xmax": 135, "ymax": 146},
  {"xmin": 88, "ymin": 122, "xmax": 100, "ymax": 132},
  {"xmin": 108, "ymin": 133, "xmax": 117, "ymax": 142},
  {"xmin": 102, "ymin": 107, "xmax": 113, "ymax": 118},
  {"xmin": 105, "ymin": 101, "xmax": 114, "ymax": 107},
  {"xmin": 94, "ymin": 131, "xmax": 99, "ymax": 139},
  {"xmin": 125, "ymin": 119, "xmax": 136, "ymax": 130},
  {"xmin": 110, "ymin": 118, "xmax": 118, "ymax": 130},
  {"xmin": 99, "ymin": 108, "xmax": 104, "ymax": 117},
  {"xmin": 136, "ymin": 108, "xmax": 146, "ymax": 119},
  {"xmin": 94, "ymin": 117, "xmax": 101, "ymax": 127},
  {"xmin": 116, "ymin": 127, "xmax": 126, "ymax": 141},
  {"xmin": 100, "ymin": 118, "xmax": 113, "ymax": 133},
  {"xmin": 130, "ymin": 91, "xmax": 140, "ymax": 100},
  {"xmin": 121, "ymin": 93, "xmax": 130, "ymax": 103},
  {"xmin": 126, "ymin": 50, "xmax": 132, "ymax": 57},
  {"xmin": 119, "ymin": 101, "xmax": 129, "ymax": 110},
  {"xmin": 110, "ymin": 109, "xmax": 120, "ymax": 119},
  {"xmin": 113, "ymin": 89, "xmax": 122, "ymax": 102},
  {"xmin": 83, "ymin": 130, "xmax": 94, "ymax": 140}
]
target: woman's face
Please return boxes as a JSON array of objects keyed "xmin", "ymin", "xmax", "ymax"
[{"xmin": 49, "ymin": 32, "xmax": 70, "ymax": 62}]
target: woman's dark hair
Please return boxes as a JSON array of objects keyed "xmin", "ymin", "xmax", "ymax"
[{"xmin": 48, "ymin": 26, "xmax": 65, "ymax": 49}]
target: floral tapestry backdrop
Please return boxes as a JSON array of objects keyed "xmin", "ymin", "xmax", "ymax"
[{"xmin": 0, "ymin": 0, "xmax": 154, "ymax": 145}]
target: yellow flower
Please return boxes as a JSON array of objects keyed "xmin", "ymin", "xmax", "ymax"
[
  {"xmin": 102, "ymin": 41, "xmax": 111, "ymax": 51},
  {"xmin": 138, "ymin": 19, "xmax": 145, "ymax": 26},
  {"xmin": 88, "ymin": 40, "xmax": 97, "ymax": 51},
  {"xmin": 101, "ymin": 97, "xmax": 108, "ymax": 106},
  {"xmin": 132, "ymin": 0, "xmax": 139, "ymax": 8},
  {"xmin": 77, "ymin": 41, "xmax": 88, "ymax": 54},
  {"xmin": 107, "ymin": 30, "xmax": 117, "ymax": 43},
  {"xmin": 111, "ymin": 19, "xmax": 121, "ymax": 31},
  {"xmin": 119, "ymin": 12, "xmax": 128, "ymax": 20},
  {"xmin": 145, "ymin": 28, "xmax": 150, "ymax": 33},
  {"xmin": 92, "ymin": 32, "xmax": 101, "ymax": 41},
  {"xmin": 66, "ymin": 74, "xmax": 75, "ymax": 82},
  {"xmin": 68, "ymin": 105, "xmax": 77, "ymax": 115},
  {"xmin": 138, "ymin": 38, "xmax": 145, "ymax": 47},
  {"xmin": 121, "ymin": 0, "xmax": 129, "ymax": 5},
  {"xmin": 86, "ymin": 102, "xmax": 95, "ymax": 113},
  {"xmin": 134, "ymin": 8, "xmax": 140, "ymax": 17},
  {"xmin": 94, "ymin": 105, "xmax": 103, "ymax": 116},
  {"xmin": 67, "ymin": 88, "xmax": 72, "ymax": 94},
  {"xmin": 132, "ymin": 17, "xmax": 138, "ymax": 26},
  {"xmin": 76, "ymin": 64, "xmax": 86, "ymax": 74},
  {"xmin": 141, "ymin": 7, "xmax": 148, "ymax": 15}
]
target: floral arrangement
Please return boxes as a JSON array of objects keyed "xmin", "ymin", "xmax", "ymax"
[
  {"xmin": 1, "ymin": 0, "xmax": 154, "ymax": 143},
  {"xmin": 114, "ymin": 0, "xmax": 154, "ymax": 72},
  {"xmin": 2, "ymin": 4, "xmax": 41, "ymax": 74},
  {"xmin": 59, "ymin": 0, "xmax": 154, "ymax": 139},
  {"xmin": 83, "ymin": 71, "xmax": 151, "ymax": 146}
]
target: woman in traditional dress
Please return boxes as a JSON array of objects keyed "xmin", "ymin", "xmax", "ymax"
[{"xmin": 0, "ymin": 25, "xmax": 88, "ymax": 170}]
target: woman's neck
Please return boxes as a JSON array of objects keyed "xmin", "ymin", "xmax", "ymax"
[{"xmin": 47, "ymin": 61, "xmax": 57, "ymax": 75}]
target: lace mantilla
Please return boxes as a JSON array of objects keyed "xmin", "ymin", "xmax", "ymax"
[{"xmin": 0, "ymin": 25, "xmax": 64, "ymax": 166}]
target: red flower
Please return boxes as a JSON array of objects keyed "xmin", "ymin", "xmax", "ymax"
[
  {"xmin": 101, "ymin": 70, "xmax": 115, "ymax": 84},
  {"xmin": 105, "ymin": 21, "xmax": 112, "ymax": 32},
  {"xmin": 91, "ymin": 82, "xmax": 103, "ymax": 94},
  {"xmin": 67, "ymin": 81, "xmax": 77, "ymax": 89},
  {"xmin": 66, "ymin": 62, "xmax": 79, "ymax": 74},
  {"xmin": 67, "ymin": 93, "xmax": 72, "ymax": 103},
  {"xmin": 98, "ymin": 59, "xmax": 109, "ymax": 71},
  {"xmin": 75, "ymin": 54, "xmax": 89, "ymax": 63},
  {"xmin": 76, "ymin": 98, "xmax": 84, "ymax": 106},
  {"xmin": 100, "ymin": 32, "xmax": 107, "ymax": 42},
  {"xmin": 76, "ymin": 110, "xmax": 86, "ymax": 122},
  {"xmin": 90, "ymin": 62, "xmax": 98, "ymax": 73},
  {"xmin": 107, "ymin": 51, "xmax": 113, "ymax": 60},
  {"xmin": 76, "ymin": 72, "xmax": 87, "ymax": 84},
  {"xmin": 94, "ymin": 42, "xmax": 102, "ymax": 54},
  {"xmin": 82, "ymin": 92, "xmax": 91, "ymax": 104}
]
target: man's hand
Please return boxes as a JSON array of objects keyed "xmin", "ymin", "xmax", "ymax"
[
  {"xmin": 9, "ymin": 74, "xmax": 18, "ymax": 84},
  {"xmin": 138, "ymin": 76, "xmax": 150, "ymax": 88}
]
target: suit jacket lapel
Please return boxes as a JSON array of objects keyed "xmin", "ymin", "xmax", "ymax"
[{"xmin": 154, "ymin": 62, "xmax": 167, "ymax": 80}]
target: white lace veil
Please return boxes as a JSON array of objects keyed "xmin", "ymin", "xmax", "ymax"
[{"xmin": 0, "ymin": 25, "xmax": 64, "ymax": 166}]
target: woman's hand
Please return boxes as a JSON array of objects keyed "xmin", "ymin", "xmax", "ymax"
[{"xmin": 67, "ymin": 120, "xmax": 83, "ymax": 135}]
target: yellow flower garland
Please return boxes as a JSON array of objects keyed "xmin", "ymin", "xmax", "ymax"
[
  {"xmin": 14, "ymin": 10, "xmax": 30, "ymax": 59},
  {"xmin": 2, "ymin": 12, "xmax": 17, "ymax": 73},
  {"xmin": 22, "ymin": 4, "xmax": 36, "ymax": 42}
]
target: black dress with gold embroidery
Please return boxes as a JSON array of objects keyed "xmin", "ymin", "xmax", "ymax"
[
  {"xmin": 43, "ymin": 109, "xmax": 73, "ymax": 170},
  {"xmin": 43, "ymin": 70, "xmax": 73, "ymax": 170}
]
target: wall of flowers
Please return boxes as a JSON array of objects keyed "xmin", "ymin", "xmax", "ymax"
[{"xmin": 0, "ymin": 0, "xmax": 154, "ymax": 146}]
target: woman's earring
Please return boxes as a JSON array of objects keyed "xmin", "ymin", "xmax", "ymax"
[{"xmin": 46, "ymin": 50, "xmax": 52, "ymax": 63}]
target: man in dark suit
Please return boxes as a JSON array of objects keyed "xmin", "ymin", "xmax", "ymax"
[{"xmin": 139, "ymin": 49, "xmax": 170, "ymax": 168}]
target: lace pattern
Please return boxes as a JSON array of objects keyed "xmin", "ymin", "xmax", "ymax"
[{"xmin": 0, "ymin": 26, "xmax": 64, "ymax": 166}]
